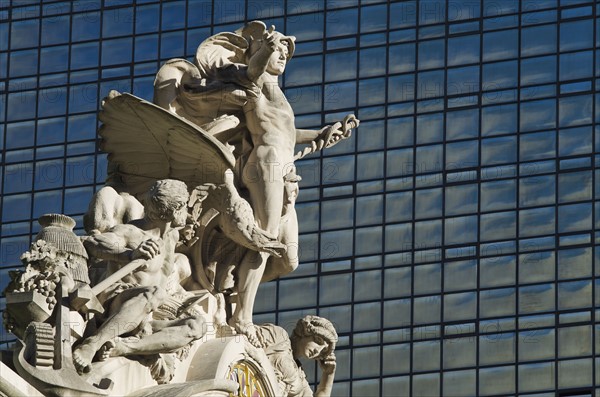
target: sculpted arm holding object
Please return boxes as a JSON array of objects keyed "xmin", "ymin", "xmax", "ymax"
[
  {"xmin": 83, "ymin": 226, "xmax": 159, "ymax": 266},
  {"xmin": 73, "ymin": 180, "xmax": 206, "ymax": 378}
]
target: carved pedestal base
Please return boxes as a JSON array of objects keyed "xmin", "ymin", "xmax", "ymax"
[{"xmin": 1, "ymin": 329, "xmax": 282, "ymax": 397}]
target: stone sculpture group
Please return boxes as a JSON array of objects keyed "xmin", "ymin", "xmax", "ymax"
[{"xmin": 1, "ymin": 21, "xmax": 358, "ymax": 396}]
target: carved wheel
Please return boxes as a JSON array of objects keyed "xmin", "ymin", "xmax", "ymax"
[
  {"xmin": 23, "ymin": 322, "xmax": 54, "ymax": 368},
  {"xmin": 228, "ymin": 361, "xmax": 268, "ymax": 397}
]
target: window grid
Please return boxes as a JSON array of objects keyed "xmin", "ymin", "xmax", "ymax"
[{"xmin": 2, "ymin": 1, "xmax": 600, "ymax": 395}]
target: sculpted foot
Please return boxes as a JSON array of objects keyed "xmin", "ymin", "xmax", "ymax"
[
  {"xmin": 213, "ymin": 293, "xmax": 227, "ymax": 327},
  {"xmin": 99, "ymin": 337, "xmax": 137, "ymax": 360},
  {"xmin": 229, "ymin": 318, "xmax": 262, "ymax": 348},
  {"xmin": 73, "ymin": 343, "xmax": 96, "ymax": 374}
]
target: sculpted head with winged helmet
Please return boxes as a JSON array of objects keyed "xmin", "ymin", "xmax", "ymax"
[{"xmin": 194, "ymin": 21, "xmax": 296, "ymax": 76}]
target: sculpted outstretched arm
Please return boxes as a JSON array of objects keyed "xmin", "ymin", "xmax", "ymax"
[
  {"xmin": 246, "ymin": 52, "xmax": 270, "ymax": 83},
  {"xmin": 293, "ymin": 125, "xmax": 341, "ymax": 161},
  {"xmin": 294, "ymin": 115, "xmax": 360, "ymax": 160},
  {"xmin": 295, "ymin": 128, "xmax": 325, "ymax": 144},
  {"xmin": 296, "ymin": 114, "xmax": 359, "ymax": 145}
]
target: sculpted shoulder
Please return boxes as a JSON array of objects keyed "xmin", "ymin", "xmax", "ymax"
[{"xmin": 106, "ymin": 223, "xmax": 149, "ymax": 244}]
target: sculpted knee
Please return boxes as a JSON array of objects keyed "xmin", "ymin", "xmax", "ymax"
[
  {"xmin": 283, "ymin": 243, "xmax": 299, "ymax": 273},
  {"xmin": 143, "ymin": 286, "xmax": 167, "ymax": 310},
  {"xmin": 256, "ymin": 146, "xmax": 283, "ymax": 181},
  {"xmin": 283, "ymin": 255, "xmax": 298, "ymax": 274},
  {"xmin": 257, "ymin": 145, "xmax": 279, "ymax": 163}
]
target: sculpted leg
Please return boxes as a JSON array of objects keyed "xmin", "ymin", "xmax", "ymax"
[
  {"xmin": 235, "ymin": 145, "xmax": 287, "ymax": 345},
  {"xmin": 83, "ymin": 186, "xmax": 144, "ymax": 234},
  {"xmin": 100, "ymin": 316, "xmax": 207, "ymax": 358},
  {"xmin": 262, "ymin": 206, "xmax": 299, "ymax": 282},
  {"xmin": 72, "ymin": 286, "xmax": 165, "ymax": 373},
  {"xmin": 229, "ymin": 250, "xmax": 268, "ymax": 347},
  {"xmin": 243, "ymin": 145, "xmax": 285, "ymax": 236}
]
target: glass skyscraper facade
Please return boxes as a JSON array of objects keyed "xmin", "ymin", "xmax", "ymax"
[{"xmin": 1, "ymin": 0, "xmax": 600, "ymax": 395}]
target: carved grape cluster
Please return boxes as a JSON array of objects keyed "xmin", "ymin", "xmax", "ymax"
[
  {"xmin": 14, "ymin": 271, "xmax": 60, "ymax": 311},
  {"xmin": 7, "ymin": 241, "xmax": 68, "ymax": 312},
  {"xmin": 20, "ymin": 240, "xmax": 58, "ymax": 267}
]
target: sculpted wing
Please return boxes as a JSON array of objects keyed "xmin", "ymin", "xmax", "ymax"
[
  {"xmin": 153, "ymin": 31, "xmax": 254, "ymax": 160},
  {"xmin": 98, "ymin": 91, "xmax": 236, "ymax": 195}
]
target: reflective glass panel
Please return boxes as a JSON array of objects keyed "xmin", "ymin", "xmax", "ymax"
[
  {"xmin": 481, "ymin": 103, "xmax": 517, "ymax": 136},
  {"xmin": 325, "ymin": 51, "xmax": 357, "ymax": 82},
  {"xmin": 521, "ymin": 55, "xmax": 557, "ymax": 86},
  {"xmin": 389, "ymin": 43, "xmax": 415, "ymax": 74},
  {"xmin": 519, "ymin": 207, "xmax": 555, "ymax": 237},
  {"xmin": 483, "ymin": 29, "xmax": 518, "ymax": 61},
  {"xmin": 521, "ymin": 24, "xmax": 557, "ymax": 57},
  {"xmin": 10, "ymin": 19, "xmax": 39, "ymax": 50},
  {"xmin": 361, "ymin": 4, "xmax": 387, "ymax": 33},
  {"xmin": 445, "ymin": 184, "xmax": 478, "ymax": 216},
  {"xmin": 520, "ymin": 175, "xmax": 556, "ymax": 207},
  {"xmin": 72, "ymin": 11, "xmax": 101, "ymax": 42},
  {"xmin": 559, "ymin": 19, "xmax": 593, "ymax": 51},
  {"xmin": 447, "ymin": 34, "xmax": 480, "ymax": 66},
  {"xmin": 444, "ymin": 215, "xmax": 478, "ymax": 245},
  {"xmin": 520, "ymin": 99, "xmax": 557, "ymax": 132},
  {"xmin": 559, "ymin": 51, "xmax": 593, "ymax": 81},
  {"xmin": 482, "ymin": 60, "xmax": 517, "ymax": 91},
  {"xmin": 415, "ymin": 188, "xmax": 442, "ymax": 219},
  {"xmin": 418, "ymin": 39, "xmax": 445, "ymax": 70},
  {"xmin": 446, "ymin": 108, "xmax": 479, "ymax": 140}
]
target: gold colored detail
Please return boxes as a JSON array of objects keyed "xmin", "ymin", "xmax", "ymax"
[{"xmin": 228, "ymin": 361, "xmax": 266, "ymax": 397}]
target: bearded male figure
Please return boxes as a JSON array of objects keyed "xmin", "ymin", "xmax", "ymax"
[{"xmin": 73, "ymin": 179, "xmax": 206, "ymax": 376}]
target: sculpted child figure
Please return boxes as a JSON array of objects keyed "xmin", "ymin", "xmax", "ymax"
[
  {"xmin": 73, "ymin": 179, "xmax": 206, "ymax": 375},
  {"xmin": 257, "ymin": 315, "xmax": 338, "ymax": 397}
]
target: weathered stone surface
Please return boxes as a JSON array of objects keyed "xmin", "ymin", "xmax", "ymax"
[{"xmin": 0, "ymin": 360, "xmax": 44, "ymax": 397}]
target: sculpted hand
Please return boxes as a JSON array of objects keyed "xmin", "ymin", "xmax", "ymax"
[
  {"xmin": 328, "ymin": 114, "xmax": 359, "ymax": 145},
  {"xmin": 319, "ymin": 353, "xmax": 336, "ymax": 375},
  {"xmin": 248, "ymin": 25, "xmax": 279, "ymax": 81},
  {"xmin": 317, "ymin": 121, "xmax": 346, "ymax": 149},
  {"xmin": 261, "ymin": 25, "xmax": 277, "ymax": 53},
  {"xmin": 131, "ymin": 239, "xmax": 160, "ymax": 261},
  {"xmin": 310, "ymin": 126, "xmax": 330, "ymax": 152}
]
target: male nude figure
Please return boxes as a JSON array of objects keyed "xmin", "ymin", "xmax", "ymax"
[
  {"xmin": 73, "ymin": 179, "xmax": 205, "ymax": 374},
  {"xmin": 230, "ymin": 24, "xmax": 357, "ymax": 342}
]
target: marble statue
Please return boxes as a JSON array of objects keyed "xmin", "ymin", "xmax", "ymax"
[
  {"xmin": 257, "ymin": 316, "xmax": 338, "ymax": 397},
  {"xmin": 152, "ymin": 20, "xmax": 359, "ymax": 344},
  {"xmin": 1, "ymin": 20, "xmax": 348, "ymax": 397},
  {"xmin": 73, "ymin": 179, "xmax": 206, "ymax": 382}
]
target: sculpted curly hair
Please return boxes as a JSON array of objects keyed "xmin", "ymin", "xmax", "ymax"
[
  {"xmin": 142, "ymin": 179, "xmax": 189, "ymax": 222},
  {"xmin": 291, "ymin": 315, "xmax": 338, "ymax": 361}
]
